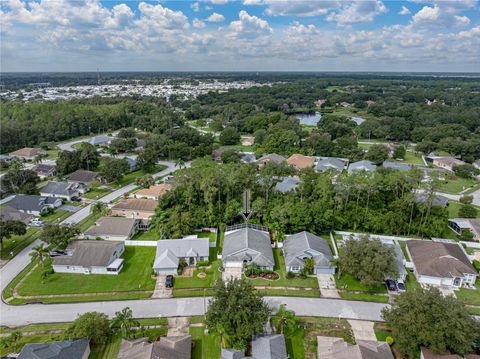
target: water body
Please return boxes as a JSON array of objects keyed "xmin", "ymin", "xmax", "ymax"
[
  {"xmin": 296, "ymin": 112, "xmax": 322, "ymax": 126},
  {"xmin": 351, "ymin": 117, "xmax": 366, "ymax": 125}
]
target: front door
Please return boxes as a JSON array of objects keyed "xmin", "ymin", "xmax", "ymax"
[{"xmin": 189, "ymin": 257, "xmax": 195, "ymax": 265}]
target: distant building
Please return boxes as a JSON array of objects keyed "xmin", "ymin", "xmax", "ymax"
[
  {"xmin": 88, "ymin": 135, "xmax": 113, "ymax": 146},
  {"xmin": 415, "ymin": 193, "xmax": 449, "ymax": 208},
  {"xmin": 430, "ymin": 157, "xmax": 466, "ymax": 172},
  {"xmin": 32, "ymin": 163, "xmax": 57, "ymax": 178},
  {"xmin": 131, "ymin": 183, "xmax": 173, "ymax": 201},
  {"xmin": 448, "ymin": 218, "xmax": 480, "ymax": 241},
  {"xmin": 348, "ymin": 160, "xmax": 376, "ymax": 174},
  {"xmin": 9, "ymin": 147, "xmax": 46, "ymax": 161},
  {"xmin": 256, "ymin": 153, "xmax": 286, "ymax": 167},
  {"xmin": 221, "ymin": 335, "xmax": 288, "ymax": 359},
  {"xmin": 8, "ymin": 195, "xmax": 62, "ymax": 216},
  {"xmin": 287, "ymin": 154, "xmax": 315, "ymax": 171},
  {"xmin": 241, "ymin": 135, "xmax": 255, "ymax": 146},
  {"xmin": 315, "ymin": 157, "xmax": 347, "ymax": 172},
  {"xmin": 317, "ymin": 336, "xmax": 394, "ymax": 359},
  {"xmin": 382, "ymin": 161, "xmax": 412, "ymax": 172},
  {"xmin": 275, "ymin": 176, "xmax": 300, "ymax": 193},
  {"xmin": 53, "ymin": 240, "xmax": 125, "ymax": 275},
  {"xmin": 84, "ymin": 217, "xmax": 139, "ymax": 241},
  {"xmin": 0, "ymin": 205, "xmax": 34, "ymax": 225},
  {"xmin": 67, "ymin": 170, "xmax": 101, "ymax": 187},
  {"xmin": 239, "ymin": 152, "xmax": 256, "ymax": 164},
  {"xmin": 17, "ymin": 339, "xmax": 90, "ymax": 359},
  {"xmin": 40, "ymin": 181, "xmax": 84, "ymax": 201},
  {"xmin": 117, "ymin": 336, "xmax": 192, "ymax": 359}
]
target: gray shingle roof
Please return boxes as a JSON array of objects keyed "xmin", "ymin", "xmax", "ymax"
[
  {"xmin": 88, "ymin": 135, "xmax": 112, "ymax": 145},
  {"xmin": 348, "ymin": 160, "xmax": 376, "ymax": 174},
  {"xmin": 0, "ymin": 205, "xmax": 33, "ymax": 224},
  {"xmin": 84, "ymin": 217, "xmax": 138, "ymax": 237},
  {"xmin": 18, "ymin": 339, "xmax": 89, "ymax": 359},
  {"xmin": 40, "ymin": 181, "xmax": 78, "ymax": 197},
  {"xmin": 8, "ymin": 195, "xmax": 60, "ymax": 212},
  {"xmin": 317, "ymin": 337, "xmax": 394, "ymax": 359},
  {"xmin": 284, "ymin": 231, "xmax": 334, "ymax": 268},
  {"xmin": 257, "ymin": 153, "xmax": 286, "ymax": 165},
  {"xmin": 275, "ymin": 177, "xmax": 300, "ymax": 193},
  {"xmin": 315, "ymin": 158, "xmax": 347, "ymax": 172},
  {"xmin": 414, "ymin": 193, "xmax": 449, "ymax": 208},
  {"xmin": 53, "ymin": 240, "xmax": 124, "ymax": 267},
  {"xmin": 382, "ymin": 161, "xmax": 412, "ymax": 171},
  {"xmin": 154, "ymin": 238, "xmax": 210, "ymax": 270},
  {"xmin": 222, "ymin": 227, "xmax": 274, "ymax": 268},
  {"xmin": 251, "ymin": 335, "xmax": 288, "ymax": 359},
  {"xmin": 152, "ymin": 335, "xmax": 192, "ymax": 359},
  {"xmin": 32, "ymin": 164, "xmax": 56, "ymax": 175},
  {"xmin": 67, "ymin": 170, "xmax": 99, "ymax": 183}
]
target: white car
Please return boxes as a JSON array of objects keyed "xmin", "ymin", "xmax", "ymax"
[{"xmin": 30, "ymin": 218, "xmax": 44, "ymax": 227}]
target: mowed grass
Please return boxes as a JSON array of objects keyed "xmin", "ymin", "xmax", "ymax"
[
  {"xmin": 335, "ymin": 273, "xmax": 387, "ymax": 293},
  {"xmin": 17, "ymin": 246, "xmax": 156, "ymax": 297},
  {"xmin": 174, "ymin": 250, "xmax": 222, "ymax": 289},
  {"xmin": 447, "ymin": 201, "xmax": 480, "ymax": 219},
  {"xmin": 339, "ymin": 292, "xmax": 389, "ymax": 303},
  {"xmin": 0, "ymin": 333, "xmax": 65, "ymax": 357},
  {"xmin": 246, "ymin": 248, "xmax": 319, "ymax": 289},
  {"xmin": 190, "ymin": 327, "xmax": 221, "ymax": 359},
  {"xmin": 83, "ymin": 187, "xmax": 112, "ymax": 200},
  {"xmin": 396, "ymin": 151, "xmax": 424, "ymax": 165},
  {"xmin": 456, "ymin": 279, "xmax": 480, "ymax": 306},
  {"xmin": 438, "ymin": 176, "xmax": 478, "ymax": 194}
]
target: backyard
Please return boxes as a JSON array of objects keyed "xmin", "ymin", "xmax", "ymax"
[
  {"xmin": 456, "ymin": 279, "xmax": 480, "ymax": 306},
  {"xmin": 437, "ymin": 176, "xmax": 478, "ymax": 194}
]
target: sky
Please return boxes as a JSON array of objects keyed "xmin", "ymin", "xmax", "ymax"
[{"xmin": 1, "ymin": 0, "xmax": 479, "ymax": 72}]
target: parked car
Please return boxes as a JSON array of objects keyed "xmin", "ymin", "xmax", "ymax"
[
  {"xmin": 70, "ymin": 196, "xmax": 82, "ymax": 202},
  {"xmin": 165, "ymin": 275, "xmax": 174, "ymax": 288},
  {"xmin": 385, "ymin": 279, "xmax": 397, "ymax": 291},
  {"xmin": 30, "ymin": 218, "xmax": 44, "ymax": 227},
  {"xmin": 396, "ymin": 280, "xmax": 406, "ymax": 292}
]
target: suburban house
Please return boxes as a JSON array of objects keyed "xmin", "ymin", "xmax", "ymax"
[
  {"xmin": 84, "ymin": 217, "xmax": 139, "ymax": 241},
  {"xmin": 430, "ymin": 156, "xmax": 466, "ymax": 172},
  {"xmin": 348, "ymin": 160, "xmax": 377, "ymax": 174},
  {"xmin": 287, "ymin": 154, "xmax": 315, "ymax": 171},
  {"xmin": 117, "ymin": 335, "xmax": 192, "ymax": 359},
  {"xmin": 9, "ymin": 147, "xmax": 46, "ymax": 161},
  {"xmin": 221, "ymin": 335, "xmax": 287, "ymax": 359},
  {"xmin": 111, "ymin": 198, "xmax": 157, "ymax": 225},
  {"xmin": 8, "ymin": 195, "xmax": 62, "ymax": 216},
  {"xmin": 153, "ymin": 237, "xmax": 209, "ymax": 275},
  {"xmin": 241, "ymin": 135, "xmax": 255, "ymax": 146},
  {"xmin": 317, "ymin": 336, "xmax": 394, "ymax": 359},
  {"xmin": 0, "ymin": 206, "xmax": 34, "ymax": 224},
  {"xmin": 448, "ymin": 218, "xmax": 480, "ymax": 241},
  {"xmin": 212, "ymin": 147, "xmax": 229, "ymax": 162},
  {"xmin": 240, "ymin": 152, "xmax": 256, "ymax": 164},
  {"xmin": 222, "ymin": 224, "xmax": 274, "ymax": 273},
  {"xmin": 88, "ymin": 135, "xmax": 113, "ymax": 146},
  {"xmin": 283, "ymin": 231, "xmax": 335, "ymax": 274},
  {"xmin": 17, "ymin": 339, "xmax": 90, "ymax": 359},
  {"xmin": 275, "ymin": 176, "xmax": 300, "ymax": 193},
  {"xmin": 67, "ymin": 170, "xmax": 101, "ymax": 187},
  {"xmin": 53, "ymin": 240, "xmax": 125, "ymax": 275},
  {"xmin": 40, "ymin": 181, "xmax": 84, "ymax": 201},
  {"xmin": 32, "ymin": 163, "xmax": 57, "ymax": 178},
  {"xmin": 419, "ymin": 347, "xmax": 480, "ymax": 359},
  {"xmin": 382, "ymin": 161, "xmax": 413, "ymax": 172},
  {"xmin": 315, "ymin": 157, "xmax": 347, "ymax": 172},
  {"xmin": 256, "ymin": 153, "xmax": 286, "ymax": 167},
  {"xmin": 415, "ymin": 193, "xmax": 449, "ymax": 208},
  {"xmin": 406, "ymin": 240, "xmax": 478, "ymax": 289},
  {"xmin": 124, "ymin": 157, "xmax": 137, "ymax": 172},
  {"xmin": 131, "ymin": 183, "xmax": 173, "ymax": 201}
]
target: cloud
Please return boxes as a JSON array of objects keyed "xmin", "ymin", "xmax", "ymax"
[
  {"xmin": 242, "ymin": 0, "xmax": 264, "ymax": 4},
  {"xmin": 264, "ymin": 0, "xmax": 340, "ymax": 17},
  {"xmin": 229, "ymin": 10, "xmax": 272, "ymax": 39},
  {"xmin": 193, "ymin": 18, "xmax": 206, "ymax": 28},
  {"xmin": 412, "ymin": 1, "xmax": 474, "ymax": 27},
  {"xmin": 398, "ymin": 6, "xmax": 411, "ymax": 15},
  {"xmin": 206, "ymin": 12, "xmax": 225, "ymax": 22},
  {"xmin": 326, "ymin": 1, "xmax": 388, "ymax": 25},
  {"xmin": 412, "ymin": 5, "xmax": 440, "ymax": 22},
  {"xmin": 190, "ymin": 2, "xmax": 200, "ymax": 12}
]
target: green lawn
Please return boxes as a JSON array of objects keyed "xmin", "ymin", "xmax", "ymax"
[
  {"xmin": 335, "ymin": 273, "xmax": 387, "ymax": 293},
  {"xmin": 0, "ymin": 333, "xmax": 65, "ymax": 357},
  {"xmin": 405, "ymin": 271, "xmax": 421, "ymax": 291},
  {"xmin": 190, "ymin": 327, "xmax": 221, "ymax": 359},
  {"xmin": 257, "ymin": 289, "xmax": 320, "ymax": 298},
  {"xmin": 197, "ymin": 231, "xmax": 217, "ymax": 242},
  {"xmin": 438, "ymin": 176, "xmax": 478, "ymax": 194},
  {"xmin": 109, "ymin": 165, "xmax": 167, "ymax": 189},
  {"xmin": 447, "ymin": 201, "xmax": 480, "ymax": 219},
  {"xmin": 83, "ymin": 187, "xmax": 112, "ymax": 200},
  {"xmin": 246, "ymin": 248, "xmax": 319, "ymax": 289},
  {"xmin": 339, "ymin": 292, "xmax": 389, "ymax": 303},
  {"xmin": 16, "ymin": 246, "xmax": 156, "ymax": 298},
  {"xmin": 467, "ymin": 306, "xmax": 480, "ymax": 315},
  {"xmin": 174, "ymin": 250, "xmax": 222, "ymax": 289},
  {"xmin": 45, "ymin": 149, "xmax": 60, "ymax": 160},
  {"xmin": 132, "ymin": 228, "xmax": 159, "ymax": 241},
  {"xmin": 77, "ymin": 213, "xmax": 103, "ymax": 232},
  {"xmin": 396, "ymin": 151, "xmax": 424, "ymax": 165},
  {"xmin": 456, "ymin": 280, "xmax": 480, "ymax": 306},
  {"xmin": 0, "ymin": 227, "xmax": 40, "ymax": 259},
  {"xmin": 40, "ymin": 209, "xmax": 70, "ymax": 223}
]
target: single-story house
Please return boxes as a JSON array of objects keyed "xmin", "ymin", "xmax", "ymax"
[
  {"xmin": 212, "ymin": 147, "xmax": 229, "ymax": 162},
  {"xmin": 448, "ymin": 218, "xmax": 480, "ymax": 240},
  {"xmin": 240, "ymin": 152, "xmax": 256, "ymax": 164},
  {"xmin": 84, "ymin": 217, "xmax": 139, "ymax": 241},
  {"xmin": 88, "ymin": 135, "xmax": 113, "ymax": 146},
  {"xmin": 419, "ymin": 347, "xmax": 477, "ymax": 359},
  {"xmin": 124, "ymin": 157, "xmax": 137, "ymax": 172},
  {"xmin": 8, "ymin": 195, "xmax": 62, "ymax": 216},
  {"xmin": 53, "ymin": 240, "xmax": 125, "ymax": 275},
  {"xmin": 382, "ymin": 161, "xmax": 412, "ymax": 172},
  {"xmin": 348, "ymin": 160, "xmax": 377, "ymax": 174},
  {"xmin": 432, "ymin": 157, "xmax": 466, "ymax": 172},
  {"xmin": 9, "ymin": 147, "xmax": 46, "ymax": 161},
  {"xmin": 32, "ymin": 163, "xmax": 57, "ymax": 178},
  {"xmin": 287, "ymin": 154, "xmax": 315, "ymax": 171},
  {"xmin": 283, "ymin": 231, "xmax": 335, "ymax": 274},
  {"xmin": 222, "ymin": 225, "xmax": 274, "ymax": 271},
  {"xmin": 415, "ymin": 193, "xmax": 449, "ymax": 208},
  {"xmin": 256, "ymin": 153, "xmax": 286, "ymax": 167},
  {"xmin": 131, "ymin": 183, "xmax": 173, "ymax": 201},
  {"xmin": 153, "ymin": 237, "xmax": 209, "ymax": 275},
  {"xmin": 315, "ymin": 157, "xmax": 347, "ymax": 172},
  {"xmin": 317, "ymin": 336, "xmax": 394, "ymax": 359},
  {"xmin": 0, "ymin": 205, "xmax": 34, "ymax": 225},
  {"xmin": 275, "ymin": 176, "xmax": 300, "ymax": 193},
  {"xmin": 117, "ymin": 335, "xmax": 192, "ymax": 359},
  {"xmin": 406, "ymin": 240, "xmax": 478, "ymax": 289},
  {"xmin": 241, "ymin": 135, "xmax": 255, "ymax": 147},
  {"xmin": 111, "ymin": 198, "xmax": 157, "ymax": 223},
  {"xmin": 40, "ymin": 181, "xmax": 83, "ymax": 201},
  {"xmin": 221, "ymin": 335, "xmax": 287, "ymax": 359},
  {"xmin": 67, "ymin": 170, "xmax": 101, "ymax": 187},
  {"xmin": 18, "ymin": 339, "xmax": 90, "ymax": 359}
]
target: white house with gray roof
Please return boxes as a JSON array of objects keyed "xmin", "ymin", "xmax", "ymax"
[
  {"xmin": 40, "ymin": 181, "xmax": 84, "ymax": 201},
  {"xmin": 283, "ymin": 231, "xmax": 335, "ymax": 274},
  {"xmin": 315, "ymin": 157, "xmax": 347, "ymax": 172},
  {"xmin": 222, "ymin": 225, "xmax": 274, "ymax": 271},
  {"xmin": 84, "ymin": 217, "xmax": 139, "ymax": 241},
  {"xmin": 8, "ymin": 195, "xmax": 62, "ymax": 216},
  {"xmin": 348, "ymin": 160, "xmax": 377, "ymax": 174},
  {"xmin": 153, "ymin": 237, "xmax": 209, "ymax": 275},
  {"xmin": 88, "ymin": 135, "xmax": 113, "ymax": 146}
]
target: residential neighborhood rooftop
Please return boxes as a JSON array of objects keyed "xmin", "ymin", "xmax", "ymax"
[
  {"xmin": 317, "ymin": 336, "xmax": 394, "ymax": 359},
  {"xmin": 283, "ymin": 231, "xmax": 334, "ymax": 269},
  {"xmin": 17, "ymin": 338, "xmax": 90, "ymax": 359},
  {"xmin": 53, "ymin": 240, "xmax": 124, "ymax": 267},
  {"xmin": 287, "ymin": 154, "xmax": 315, "ymax": 170},
  {"xmin": 112, "ymin": 198, "xmax": 158, "ymax": 212},
  {"xmin": 84, "ymin": 217, "xmax": 138, "ymax": 238},
  {"xmin": 67, "ymin": 169, "xmax": 99, "ymax": 183},
  {"xmin": 9, "ymin": 147, "xmax": 45, "ymax": 158},
  {"xmin": 0, "ymin": 205, "xmax": 34, "ymax": 224},
  {"xmin": 134, "ymin": 183, "xmax": 173, "ymax": 198}
]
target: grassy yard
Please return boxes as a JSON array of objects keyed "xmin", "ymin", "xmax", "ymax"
[
  {"xmin": 438, "ymin": 176, "xmax": 478, "ymax": 194},
  {"xmin": 132, "ymin": 227, "xmax": 159, "ymax": 241},
  {"xmin": 246, "ymin": 248, "xmax": 319, "ymax": 289},
  {"xmin": 77, "ymin": 213, "xmax": 103, "ymax": 232},
  {"xmin": 109, "ymin": 165, "xmax": 167, "ymax": 189},
  {"xmin": 0, "ymin": 333, "xmax": 65, "ymax": 357},
  {"xmin": 40, "ymin": 209, "xmax": 70, "ymax": 223},
  {"xmin": 447, "ymin": 201, "xmax": 480, "ymax": 219},
  {"xmin": 190, "ymin": 327, "xmax": 221, "ymax": 359},
  {"xmin": 83, "ymin": 187, "xmax": 112, "ymax": 200},
  {"xmin": 339, "ymin": 292, "xmax": 389, "ymax": 303},
  {"xmin": 405, "ymin": 271, "xmax": 421, "ymax": 291},
  {"xmin": 456, "ymin": 280, "xmax": 480, "ymax": 306},
  {"xmin": 174, "ymin": 249, "xmax": 222, "ymax": 290},
  {"xmin": 197, "ymin": 231, "xmax": 217, "ymax": 242},
  {"xmin": 257, "ymin": 289, "xmax": 320, "ymax": 298},
  {"xmin": 335, "ymin": 273, "xmax": 387, "ymax": 293},
  {"xmin": 16, "ymin": 246, "xmax": 156, "ymax": 298},
  {"xmin": 0, "ymin": 227, "xmax": 40, "ymax": 259},
  {"xmin": 396, "ymin": 151, "xmax": 424, "ymax": 165}
]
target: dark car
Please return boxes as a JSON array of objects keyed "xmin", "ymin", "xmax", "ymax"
[
  {"xmin": 49, "ymin": 250, "xmax": 66, "ymax": 257},
  {"xmin": 165, "ymin": 275, "xmax": 174, "ymax": 288},
  {"xmin": 70, "ymin": 196, "xmax": 82, "ymax": 202},
  {"xmin": 386, "ymin": 279, "xmax": 397, "ymax": 291}
]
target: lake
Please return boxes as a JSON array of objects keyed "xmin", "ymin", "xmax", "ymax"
[{"xmin": 296, "ymin": 112, "xmax": 322, "ymax": 126}]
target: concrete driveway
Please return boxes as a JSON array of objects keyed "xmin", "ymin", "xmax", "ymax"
[
  {"xmin": 222, "ymin": 266, "xmax": 242, "ymax": 281},
  {"xmin": 152, "ymin": 275, "xmax": 172, "ymax": 299},
  {"xmin": 317, "ymin": 274, "xmax": 340, "ymax": 298},
  {"xmin": 347, "ymin": 320, "xmax": 377, "ymax": 341}
]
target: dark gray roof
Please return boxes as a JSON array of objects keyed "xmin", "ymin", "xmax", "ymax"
[
  {"xmin": 154, "ymin": 238, "xmax": 210, "ymax": 270},
  {"xmin": 32, "ymin": 164, "xmax": 56, "ymax": 175},
  {"xmin": 84, "ymin": 217, "xmax": 138, "ymax": 237},
  {"xmin": 240, "ymin": 153, "xmax": 256, "ymax": 164},
  {"xmin": 415, "ymin": 193, "xmax": 449, "ymax": 208},
  {"xmin": 53, "ymin": 240, "xmax": 124, "ymax": 267},
  {"xmin": 315, "ymin": 157, "xmax": 347, "ymax": 172},
  {"xmin": 222, "ymin": 227, "xmax": 274, "ymax": 267},
  {"xmin": 9, "ymin": 195, "xmax": 60, "ymax": 212},
  {"xmin": 348, "ymin": 160, "xmax": 376, "ymax": 174},
  {"xmin": 275, "ymin": 177, "xmax": 300, "ymax": 193},
  {"xmin": 252, "ymin": 335, "xmax": 288, "ymax": 359},
  {"xmin": 284, "ymin": 231, "xmax": 334, "ymax": 268},
  {"xmin": 67, "ymin": 170, "xmax": 99, "ymax": 183},
  {"xmin": 382, "ymin": 161, "xmax": 412, "ymax": 171},
  {"xmin": 152, "ymin": 336, "xmax": 192, "ymax": 359},
  {"xmin": 222, "ymin": 349, "xmax": 246, "ymax": 359},
  {"xmin": 257, "ymin": 153, "xmax": 286, "ymax": 165},
  {"xmin": 88, "ymin": 135, "xmax": 112, "ymax": 145},
  {"xmin": 0, "ymin": 205, "xmax": 33, "ymax": 224},
  {"xmin": 40, "ymin": 181, "xmax": 78, "ymax": 197},
  {"xmin": 18, "ymin": 339, "xmax": 89, "ymax": 359}
]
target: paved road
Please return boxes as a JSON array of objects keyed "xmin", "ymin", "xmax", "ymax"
[
  {"xmin": 0, "ymin": 296, "xmax": 388, "ymax": 326},
  {"xmin": 471, "ymin": 188, "xmax": 480, "ymax": 206},
  {"xmin": 57, "ymin": 132, "xmax": 118, "ymax": 152}
]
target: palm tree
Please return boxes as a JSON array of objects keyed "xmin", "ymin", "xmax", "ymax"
[
  {"xmin": 175, "ymin": 158, "xmax": 185, "ymax": 169},
  {"xmin": 270, "ymin": 305, "xmax": 298, "ymax": 335},
  {"xmin": 90, "ymin": 202, "xmax": 110, "ymax": 216},
  {"xmin": 111, "ymin": 307, "xmax": 140, "ymax": 339},
  {"xmin": 30, "ymin": 244, "xmax": 49, "ymax": 267}
]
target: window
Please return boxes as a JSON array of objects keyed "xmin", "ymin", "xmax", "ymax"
[{"xmin": 291, "ymin": 266, "xmax": 300, "ymax": 272}]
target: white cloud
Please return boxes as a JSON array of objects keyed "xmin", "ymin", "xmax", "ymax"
[
  {"xmin": 264, "ymin": 0, "xmax": 340, "ymax": 17},
  {"xmin": 326, "ymin": 1, "xmax": 388, "ymax": 25},
  {"xmin": 229, "ymin": 10, "xmax": 272, "ymax": 39},
  {"xmin": 412, "ymin": 1, "xmax": 472, "ymax": 27},
  {"xmin": 204, "ymin": 0, "xmax": 230, "ymax": 4},
  {"xmin": 398, "ymin": 6, "xmax": 411, "ymax": 15},
  {"xmin": 193, "ymin": 18, "xmax": 206, "ymax": 28},
  {"xmin": 242, "ymin": 0, "xmax": 264, "ymax": 4},
  {"xmin": 190, "ymin": 2, "xmax": 200, "ymax": 12},
  {"xmin": 454, "ymin": 15, "xmax": 470, "ymax": 26},
  {"xmin": 206, "ymin": 12, "xmax": 225, "ymax": 22},
  {"xmin": 412, "ymin": 5, "xmax": 440, "ymax": 22}
]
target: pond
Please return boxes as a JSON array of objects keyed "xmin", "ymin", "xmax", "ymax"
[{"xmin": 296, "ymin": 112, "xmax": 322, "ymax": 126}]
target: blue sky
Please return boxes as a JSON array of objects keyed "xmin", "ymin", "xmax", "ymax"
[{"xmin": 1, "ymin": 0, "xmax": 479, "ymax": 72}]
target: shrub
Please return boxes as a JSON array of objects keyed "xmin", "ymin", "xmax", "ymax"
[
  {"xmin": 286, "ymin": 271, "xmax": 295, "ymax": 279},
  {"xmin": 473, "ymin": 260, "xmax": 480, "ymax": 272},
  {"xmin": 386, "ymin": 336, "xmax": 394, "ymax": 346},
  {"xmin": 460, "ymin": 195, "xmax": 473, "ymax": 204},
  {"xmin": 196, "ymin": 260, "xmax": 209, "ymax": 267}
]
